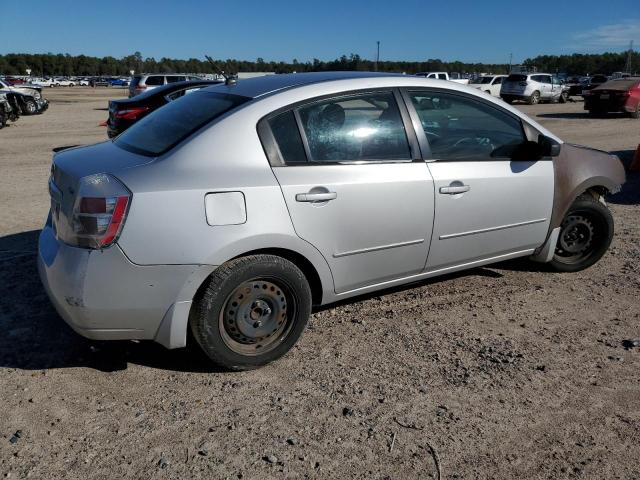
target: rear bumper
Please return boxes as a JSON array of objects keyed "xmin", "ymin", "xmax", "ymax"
[
  {"xmin": 584, "ymin": 97, "xmax": 635, "ymax": 113},
  {"xmin": 38, "ymin": 222, "xmax": 215, "ymax": 348},
  {"xmin": 500, "ymin": 92, "xmax": 529, "ymax": 100}
]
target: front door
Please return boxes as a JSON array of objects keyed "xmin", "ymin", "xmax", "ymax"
[
  {"xmin": 404, "ymin": 89, "xmax": 554, "ymax": 272},
  {"xmin": 267, "ymin": 91, "xmax": 435, "ymax": 294}
]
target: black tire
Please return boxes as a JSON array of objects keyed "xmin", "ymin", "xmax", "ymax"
[
  {"xmin": 190, "ymin": 255, "xmax": 312, "ymax": 370},
  {"xmin": 559, "ymin": 91, "xmax": 568, "ymax": 104},
  {"xmin": 630, "ymin": 103, "xmax": 640, "ymax": 119},
  {"xmin": 549, "ymin": 195, "xmax": 614, "ymax": 272},
  {"xmin": 0, "ymin": 110, "xmax": 6, "ymax": 129},
  {"xmin": 22, "ymin": 100, "xmax": 37, "ymax": 115},
  {"xmin": 528, "ymin": 91, "xmax": 541, "ymax": 105},
  {"xmin": 501, "ymin": 96, "xmax": 513, "ymax": 104}
]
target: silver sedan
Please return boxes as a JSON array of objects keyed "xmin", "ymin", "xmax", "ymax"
[{"xmin": 39, "ymin": 72, "xmax": 625, "ymax": 370}]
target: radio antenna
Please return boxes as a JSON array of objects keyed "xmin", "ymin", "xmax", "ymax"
[{"xmin": 205, "ymin": 55, "xmax": 237, "ymax": 85}]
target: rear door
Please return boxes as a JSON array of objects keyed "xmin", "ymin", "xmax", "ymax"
[
  {"xmin": 537, "ymin": 75, "xmax": 553, "ymax": 99},
  {"xmin": 403, "ymin": 89, "xmax": 554, "ymax": 272},
  {"xmin": 265, "ymin": 90, "xmax": 435, "ymax": 294},
  {"xmin": 490, "ymin": 76, "xmax": 503, "ymax": 96}
]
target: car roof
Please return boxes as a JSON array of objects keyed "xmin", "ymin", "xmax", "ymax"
[{"xmin": 201, "ymin": 71, "xmax": 406, "ymax": 99}]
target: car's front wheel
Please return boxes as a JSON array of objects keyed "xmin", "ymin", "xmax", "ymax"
[
  {"xmin": 190, "ymin": 255, "xmax": 312, "ymax": 370},
  {"xmin": 549, "ymin": 195, "xmax": 614, "ymax": 272},
  {"xmin": 22, "ymin": 100, "xmax": 37, "ymax": 115}
]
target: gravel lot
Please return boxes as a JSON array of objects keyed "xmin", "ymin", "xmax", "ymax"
[{"xmin": 1, "ymin": 88, "xmax": 639, "ymax": 479}]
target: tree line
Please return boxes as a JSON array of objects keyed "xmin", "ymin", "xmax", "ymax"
[{"xmin": 0, "ymin": 51, "xmax": 637, "ymax": 77}]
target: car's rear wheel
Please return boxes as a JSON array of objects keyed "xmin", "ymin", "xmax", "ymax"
[
  {"xmin": 501, "ymin": 96, "xmax": 513, "ymax": 104},
  {"xmin": 549, "ymin": 195, "xmax": 614, "ymax": 272},
  {"xmin": 190, "ymin": 255, "xmax": 312, "ymax": 370},
  {"xmin": 559, "ymin": 91, "xmax": 568, "ymax": 103},
  {"xmin": 0, "ymin": 109, "xmax": 6, "ymax": 129},
  {"xmin": 630, "ymin": 103, "xmax": 640, "ymax": 119},
  {"xmin": 528, "ymin": 91, "xmax": 541, "ymax": 105}
]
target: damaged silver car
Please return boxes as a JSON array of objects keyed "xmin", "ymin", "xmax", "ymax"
[{"xmin": 39, "ymin": 72, "xmax": 625, "ymax": 370}]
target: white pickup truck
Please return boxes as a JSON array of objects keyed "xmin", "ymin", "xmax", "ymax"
[{"xmin": 414, "ymin": 72, "xmax": 469, "ymax": 85}]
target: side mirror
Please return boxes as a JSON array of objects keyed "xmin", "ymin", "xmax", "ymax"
[{"xmin": 538, "ymin": 135, "xmax": 561, "ymax": 157}]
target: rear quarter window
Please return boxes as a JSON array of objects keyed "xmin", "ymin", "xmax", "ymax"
[
  {"xmin": 115, "ymin": 91, "xmax": 250, "ymax": 156},
  {"xmin": 145, "ymin": 75, "xmax": 164, "ymax": 86}
]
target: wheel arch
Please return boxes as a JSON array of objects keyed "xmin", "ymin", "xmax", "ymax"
[
  {"xmin": 228, "ymin": 247, "xmax": 325, "ymax": 307},
  {"xmin": 550, "ymin": 144, "xmax": 625, "ymax": 231}
]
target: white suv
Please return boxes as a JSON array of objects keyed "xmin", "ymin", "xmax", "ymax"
[
  {"xmin": 128, "ymin": 74, "xmax": 201, "ymax": 97},
  {"xmin": 501, "ymin": 73, "xmax": 565, "ymax": 104}
]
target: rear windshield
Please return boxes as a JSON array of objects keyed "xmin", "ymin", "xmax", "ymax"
[
  {"xmin": 115, "ymin": 91, "xmax": 250, "ymax": 156},
  {"xmin": 594, "ymin": 79, "xmax": 640, "ymax": 91},
  {"xmin": 130, "ymin": 75, "xmax": 142, "ymax": 88},
  {"xmin": 506, "ymin": 74, "xmax": 527, "ymax": 82}
]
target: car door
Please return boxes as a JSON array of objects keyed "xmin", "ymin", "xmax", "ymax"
[
  {"xmin": 403, "ymin": 89, "xmax": 554, "ymax": 272},
  {"xmin": 264, "ymin": 90, "xmax": 435, "ymax": 294},
  {"xmin": 490, "ymin": 76, "xmax": 503, "ymax": 97},
  {"xmin": 539, "ymin": 75, "xmax": 553, "ymax": 99}
]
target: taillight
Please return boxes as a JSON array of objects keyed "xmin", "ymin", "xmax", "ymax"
[
  {"xmin": 115, "ymin": 106, "xmax": 149, "ymax": 120},
  {"xmin": 66, "ymin": 174, "xmax": 131, "ymax": 249},
  {"xmin": 135, "ymin": 85, "xmax": 147, "ymax": 92}
]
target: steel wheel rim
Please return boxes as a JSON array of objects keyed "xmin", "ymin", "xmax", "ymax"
[
  {"xmin": 218, "ymin": 278, "xmax": 296, "ymax": 356},
  {"xmin": 555, "ymin": 212, "xmax": 601, "ymax": 264},
  {"xmin": 531, "ymin": 93, "xmax": 539, "ymax": 104}
]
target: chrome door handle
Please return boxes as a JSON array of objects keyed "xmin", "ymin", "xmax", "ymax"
[
  {"xmin": 439, "ymin": 185, "xmax": 470, "ymax": 194},
  {"xmin": 295, "ymin": 192, "xmax": 337, "ymax": 202}
]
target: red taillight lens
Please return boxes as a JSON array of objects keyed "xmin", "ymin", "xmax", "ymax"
[
  {"xmin": 134, "ymin": 85, "xmax": 147, "ymax": 91},
  {"xmin": 115, "ymin": 106, "xmax": 149, "ymax": 120},
  {"xmin": 61, "ymin": 174, "xmax": 131, "ymax": 249}
]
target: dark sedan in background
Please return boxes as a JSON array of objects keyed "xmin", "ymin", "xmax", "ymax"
[
  {"xmin": 106, "ymin": 80, "xmax": 222, "ymax": 138},
  {"xmin": 584, "ymin": 78, "xmax": 640, "ymax": 118}
]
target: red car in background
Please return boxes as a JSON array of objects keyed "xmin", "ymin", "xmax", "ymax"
[
  {"xmin": 4, "ymin": 77, "xmax": 26, "ymax": 86},
  {"xmin": 584, "ymin": 78, "xmax": 640, "ymax": 118}
]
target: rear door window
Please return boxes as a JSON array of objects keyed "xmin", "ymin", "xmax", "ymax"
[
  {"xmin": 145, "ymin": 75, "xmax": 164, "ymax": 86},
  {"xmin": 167, "ymin": 76, "xmax": 186, "ymax": 83},
  {"xmin": 115, "ymin": 92, "xmax": 250, "ymax": 156},
  {"xmin": 296, "ymin": 91, "xmax": 411, "ymax": 162}
]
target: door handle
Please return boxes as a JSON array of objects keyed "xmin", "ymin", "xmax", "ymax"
[
  {"xmin": 439, "ymin": 185, "xmax": 470, "ymax": 195},
  {"xmin": 295, "ymin": 192, "xmax": 337, "ymax": 202}
]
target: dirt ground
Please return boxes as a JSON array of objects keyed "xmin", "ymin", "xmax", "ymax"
[{"xmin": 0, "ymin": 87, "xmax": 639, "ymax": 480}]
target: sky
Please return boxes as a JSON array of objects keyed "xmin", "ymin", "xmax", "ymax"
[{"xmin": 1, "ymin": 0, "xmax": 639, "ymax": 64}]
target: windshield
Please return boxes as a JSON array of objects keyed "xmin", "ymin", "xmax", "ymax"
[{"xmin": 115, "ymin": 91, "xmax": 250, "ymax": 156}]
